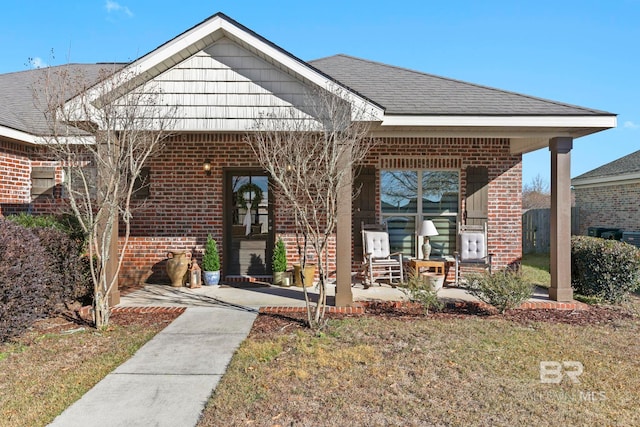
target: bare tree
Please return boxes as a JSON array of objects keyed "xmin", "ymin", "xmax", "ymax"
[
  {"xmin": 523, "ymin": 174, "xmax": 550, "ymax": 210},
  {"xmin": 245, "ymin": 86, "xmax": 377, "ymax": 329},
  {"xmin": 34, "ymin": 65, "xmax": 176, "ymax": 328}
]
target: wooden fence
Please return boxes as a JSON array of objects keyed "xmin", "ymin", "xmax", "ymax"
[{"xmin": 522, "ymin": 208, "xmax": 580, "ymax": 254}]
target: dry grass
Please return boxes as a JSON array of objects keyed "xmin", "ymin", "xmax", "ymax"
[
  {"xmin": 200, "ymin": 304, "xmax": 640, "ymax": 426},
  {"xmin": 0, "ymin": 312, "xmax": 178, "ymax": 427}
]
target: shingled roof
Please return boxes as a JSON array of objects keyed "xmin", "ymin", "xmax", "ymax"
[
  {"xmin": 0, "ymin": 63, "xmax": 125, "ymax": 136},
  {"xmin": 1, "ymin": 33, "xmax": 614, "ymax": 140},
  {"xmin": 309, "ymin": 54, "xmax": 612, "ymax": 116},
  {"xmin": 573, "ymin": 150, "xmax": 640, "ymax": 182}
]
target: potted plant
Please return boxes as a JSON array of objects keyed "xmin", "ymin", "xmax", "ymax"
[
  {"xmin": 202, "ymin": 234, "xmax": 220, "ymax": 286},
  {"xmin": 272, "ymin": 238, "xmax": 288, "ymax": 286}
]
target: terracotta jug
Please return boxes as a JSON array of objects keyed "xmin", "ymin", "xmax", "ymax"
[{"xmin": 166, "ymin": 251, "xmax": 190, "ymax": 287}]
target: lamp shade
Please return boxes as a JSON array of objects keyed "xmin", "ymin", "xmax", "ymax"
[{"xmin": 418, "ymin": 220, "xmax": 439, "ymax": 237}]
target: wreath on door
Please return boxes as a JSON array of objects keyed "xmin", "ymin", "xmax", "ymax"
[{"xmin": 236, "ymin": 182, "xmax": 263, "ymax": 210}]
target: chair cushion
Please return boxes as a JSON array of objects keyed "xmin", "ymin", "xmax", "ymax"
[
  {"xmin": 364, "ymin": 231, "xmax": 390, "ymax": 258},
  {"xmin": 460, "ymin": 231, "xmax": 486, "ymax": 261}
]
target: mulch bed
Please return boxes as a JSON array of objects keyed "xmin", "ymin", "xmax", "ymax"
[{"xmin": 250, "ymin": 300, "xmax": 637, "ymax": 337}]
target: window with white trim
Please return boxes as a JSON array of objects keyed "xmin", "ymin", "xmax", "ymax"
[{"xmin": 380, "ymin": 170, "xmax": 459, "ymax": 257}]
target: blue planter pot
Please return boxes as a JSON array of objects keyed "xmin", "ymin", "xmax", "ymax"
[{"xmin": 203, "ymin": 270, "xmax": 220, "ymax": 286}]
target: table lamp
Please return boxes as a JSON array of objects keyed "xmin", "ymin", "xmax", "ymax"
[{"xmin": 418, "ymin": 220, "xmax": 439, "ymax": 259}]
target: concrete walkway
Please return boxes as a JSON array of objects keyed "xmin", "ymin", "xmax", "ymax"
[{"xmin": 48, "ymin": 306, "xmax": 257, "ymax": 427}]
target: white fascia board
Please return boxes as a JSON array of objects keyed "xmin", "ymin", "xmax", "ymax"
[
  {"xmin": 381, "ymin": 115, "xmax": 617, "ymax": 129},
  {"xmin": 0, "ymin": 126, "xmax": 39, "ymax": 144},
  {"xmin": 572, "ymin": 172, "xmax": 640, "ymax": 188},
  {"xmin": 0, "ymin": 126, "xmax": 95, "ymax": 146}
]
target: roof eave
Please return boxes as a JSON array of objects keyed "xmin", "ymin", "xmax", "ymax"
[
  {"xmin": 380, "ymin": 114, "xmax": 617, "ymax": 129},
  {"xmin": 572, "ymin": 172, "xmax": 640, "ymax": 188},
  {"xmin": 0, "ymin": 125, "xmax": 39, "ymax": 144}
]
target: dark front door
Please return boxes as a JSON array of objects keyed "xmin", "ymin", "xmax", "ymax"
[{"xmin": 224, "ymin": 171, "xmax": 273, "ymax": 277}]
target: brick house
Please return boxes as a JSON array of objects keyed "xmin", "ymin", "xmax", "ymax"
[
  {"xmin": 0, "ymin": 13, "xmax": 616, "ymax": 304},
  {"xmin": 572, "ymin": 150, "xmax": 640, "ymax": 234}
]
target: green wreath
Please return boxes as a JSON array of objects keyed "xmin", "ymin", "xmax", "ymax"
[{"xmin": 236, "ymin": 182, "xmax": 263, "ymax": 210}]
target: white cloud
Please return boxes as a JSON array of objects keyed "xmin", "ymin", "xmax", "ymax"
[
  {"xmin": 105, "ymin": 1, "xmax": 133, "ymax": 17},
  {"xmin": 29, "ymin": 57, "xmax": 47, "ymax": 69},
  {"xmin": 623, "ymin": 121, "xmax": 639, "ymax": 129}
]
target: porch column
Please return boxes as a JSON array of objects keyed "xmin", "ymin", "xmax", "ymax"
[
  {"xmin": 335, "ymin": 145, "xmax": 354, "ymax": 306},
  {"xmin": 549, "ymin": 137, "xmax": 573, "ymax": 302}
]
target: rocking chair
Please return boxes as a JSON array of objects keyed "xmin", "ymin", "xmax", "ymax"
[
  {"xmin": 361, "ymin": 223, "xmax": 404, "ymax": 287},
  {"xmin": 454, "ymin": 222, "xmax": 493, "ymax": 286}
]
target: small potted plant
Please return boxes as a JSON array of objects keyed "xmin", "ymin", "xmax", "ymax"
[
  {"xmin": 202, "ymin": 234, "xmax": 220, "ymax": 286},
  {"xmin": 272, "ymin": 238, "xmax": 288, "ymax": 286}
]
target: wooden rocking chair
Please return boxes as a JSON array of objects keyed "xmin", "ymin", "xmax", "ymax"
[
  {"xmin": 454, "ymin": 222, "xmax": 493, "ymax": 286},
  {"xmin": 361, "ymin": 223, "xmax": 404, "ymax": 287}
]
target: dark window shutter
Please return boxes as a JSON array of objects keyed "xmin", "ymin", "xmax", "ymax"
[
  {"xmin": 465, "ymin": 166, "xmax": 488, "ymax": 226},
  {"xmin": 352, "ymin": 166, "xmax": 376, "ymax": 262}
]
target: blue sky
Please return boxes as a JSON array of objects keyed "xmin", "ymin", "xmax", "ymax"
[{"xmin": 2, "ymin": 0, "xmax": 638, "ymax": 187}]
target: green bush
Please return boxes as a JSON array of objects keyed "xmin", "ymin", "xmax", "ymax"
[
  {"xmin": 399, "ymin": 269, "xmax": 443, "ymax": 314},
  {"xmin": 571, "ymin": 236, "xmax": 640, "ymax": 303},
  {"xmin": 202, "ymin": 235, "xmax": 220, "ymax": 272},
  {"xmin": 8, "ymin": 213, "xmax": 86, "ymax": 246},
  {"xmin": 467, "ymin": 270, "xmax": 534, "ymax": 313},
  {"xmin": 272, "ymin": 238, "xmax": 287, "ymax": 272}
]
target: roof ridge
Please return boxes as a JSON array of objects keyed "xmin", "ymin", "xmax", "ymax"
[{"xmin": 312, "ymin": 54, "xmax": 612, "ymax": 116}]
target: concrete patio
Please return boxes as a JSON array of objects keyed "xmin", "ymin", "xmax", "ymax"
[{"xmin": 117, "ymin": 281, "xmax": 586, "ymax": 311}]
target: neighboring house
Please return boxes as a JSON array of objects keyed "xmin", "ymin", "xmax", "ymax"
[
  {"xmin": 0, "ymin": 13, "xmax": 616, "ymax": 303},
  {"xmin": 572, "ymin": 150, "xmax": 640, "ymax": 234}
]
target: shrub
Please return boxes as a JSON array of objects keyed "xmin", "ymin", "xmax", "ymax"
[
  {"xmin": 272, "ymin": 238, "xmax": 287, "ymax": 272},
  {"xmin": 399, "ymin": 269, "xmax": 443, "ymax": 314},
  {"xmin": 571, "ymin": 236, "xmax": 640, "ymax": 303},
  {"xmin": 467, "ymin": 270, "xmax": 534, "ymax": 313},
  {"xmin": 0, "ymin": 219, "xmax": 57, "ymax": 341},
  {"xmin": 31, "ymin": 227, "xmax": 91, "ymax": 306},
  {"xmin": 8, "ymin": 213, "xmax": 86, "ymax": 247},
  {"xmin": 202, "ymin": 235, "xmax": 220, "ymax": 272}
]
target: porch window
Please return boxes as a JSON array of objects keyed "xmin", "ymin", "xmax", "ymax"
[{"xmin": 381, "ymin": 170, "xmax": 459, "ymax": 257}]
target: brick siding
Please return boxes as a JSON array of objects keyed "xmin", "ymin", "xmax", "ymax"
[
  {"xmin": 574, "ymin": 182, "xmax": 640, "ymax": 234},
  {"xmin": 1, "ymin": 134, "xmax": 523, "ymax": 287},
  {"xmin": 0, "ymin": 139, "xmax": 65, "ymax": 216}
]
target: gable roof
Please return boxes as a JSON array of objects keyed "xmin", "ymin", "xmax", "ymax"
[
  {"xmin": 82, "ymin": 12, "xmax": 383, "ymax": 121},
  {"xmin": 572, "ymin": 149, "xmax": 640, "ymax": 187},
  {"xmin": 0, "ymin": 13, "xmax": 616, "ymax": 145},
  {"xmin": 309, "ymin": 54, "xmax": 612, "ymax": 117}
]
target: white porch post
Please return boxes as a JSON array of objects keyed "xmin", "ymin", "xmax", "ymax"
[
  {"xmin": 335, "ymin": 145, "xmax": 354, "ymax": 306},
  {"xmin": 549, "ymin": 137, "xmax": 573, "ymax": 302}
]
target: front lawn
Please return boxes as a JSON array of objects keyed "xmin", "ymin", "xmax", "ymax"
[
  {"xmin": 200, "ymin": 301, "xmax": 640, "ymax": 426},
  {"xmin": 521, "ymin": 252, "xmax": 551, "ymax": 288},
  {"xmin": 0, "ymin": 311, "xmax": 181, "ymax": 427}
]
